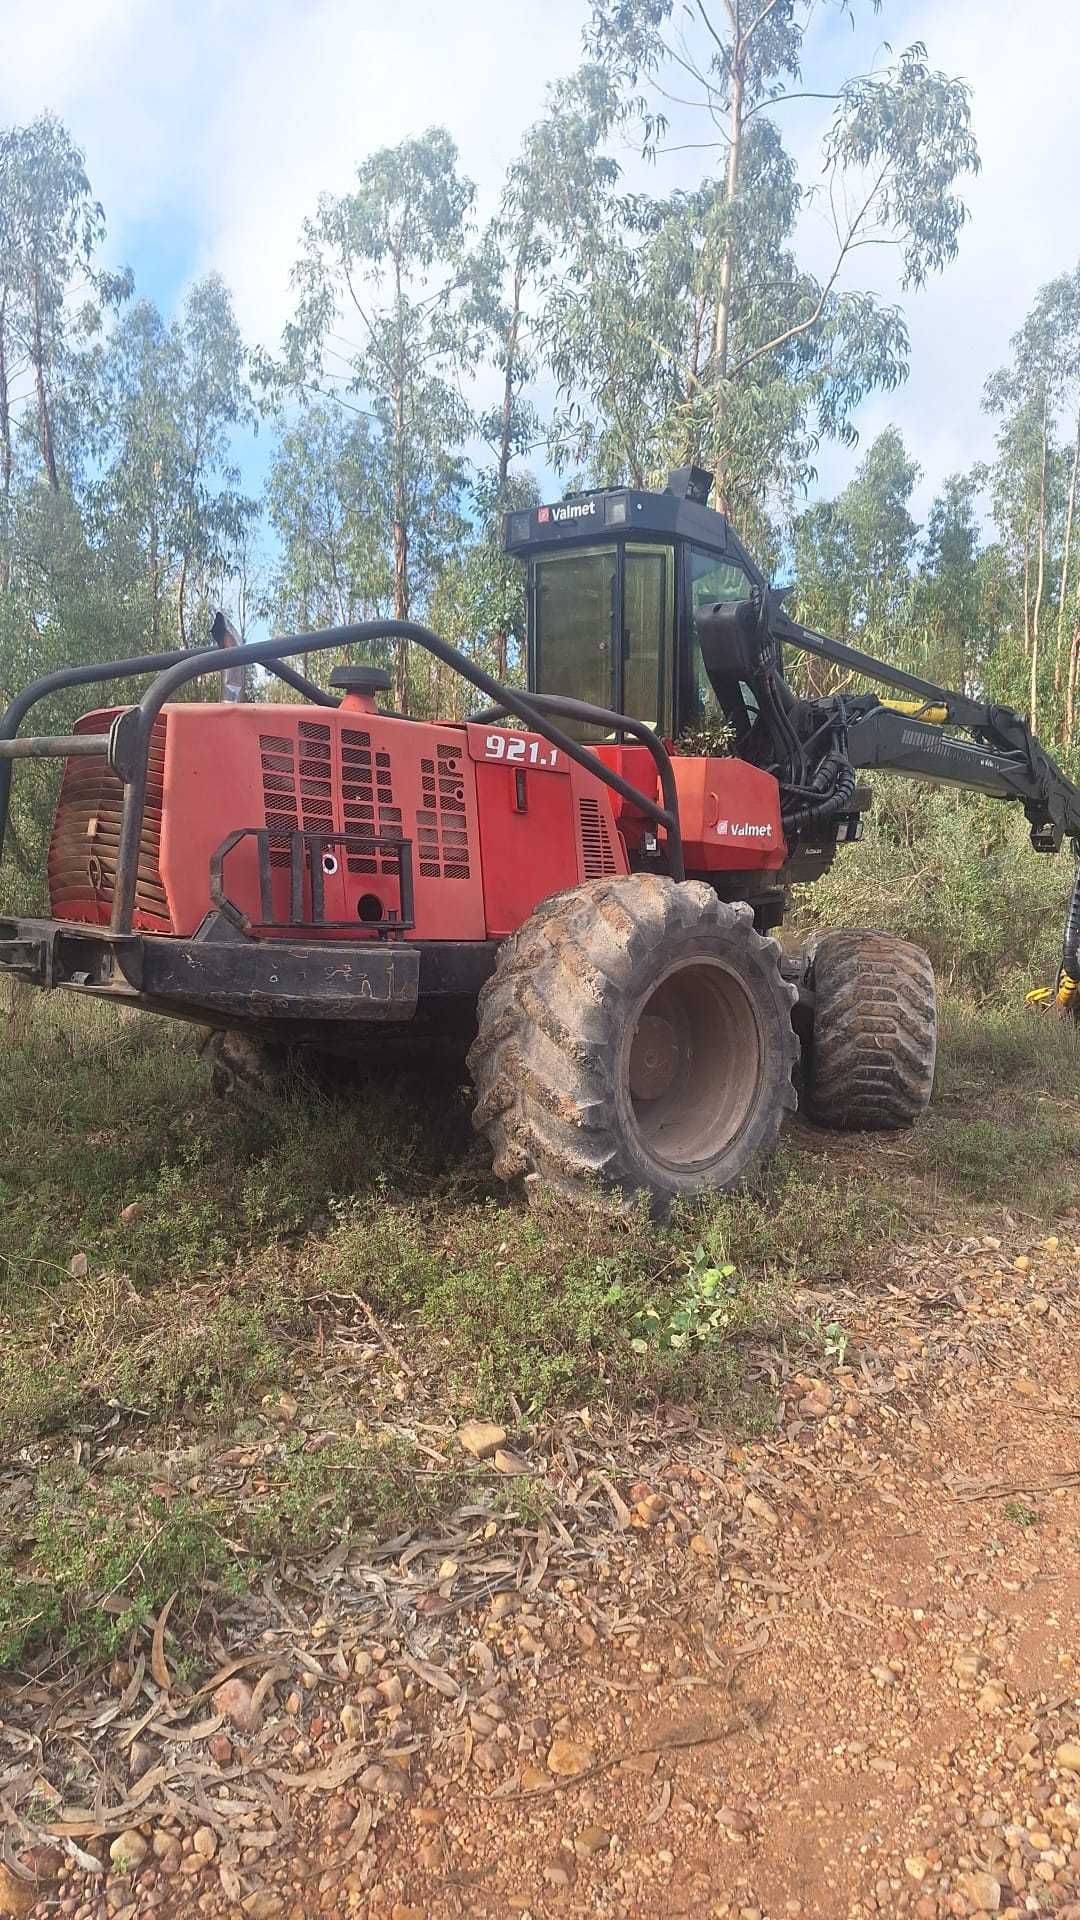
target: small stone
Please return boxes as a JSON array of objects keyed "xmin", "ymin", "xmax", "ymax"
[
  {"xmin": 953, "ymin": 1651, "xmax": 986, "ymax": 1686},
  {"xmin": 472, "ymin": 1740, "xmax": 502, "ymax": 1772},
  {"xmin": 212, "ymin": 1677, "xmax": 257, "ymax": 1730},
  {"xmin": 744, "ymin": 1491, "xmax": 778, "ymax": 1526},
  {"xmin": 689, "ymin": 1533, "xmax": 714, "ymax": 1558},
  {"xmin": 458, "ymin": 1420, "xmax": 507, "ymax": 1460},
  {"xmin": 547, "ymin": 1739, "xmax": 593, "ymax": 1778},
  {"xmin": 799, "ymin": 1388, "xmax": 831, "ymax": 1418},
  {"xmin": 69, "ymin": 1251, "xmax": 88, "ymax": 1279},
  {"xmin": 208, "ymin": 1734, "xmax": 233, "ymax": 1766},
  {"xmin": 978, "ymin": 1680, "xmax": 1009, "ymax": 1712},
  {"xmin": 958, "ymin": 1870, "xmax": 1001, "ymax": 1911},
  {"xmin": 109, "ymin": 1831, "xmax": 148, "ymax": 1872},
  {"xmin": 493, "ymin": 1448, "xmax": 530, "ymax": 1476},
  {"xmin": 120, "ymin": 1202, "xmax": 141, "ymax": 1224},
  {"xmin": 241, "ymin": 1897, "xmax": 284, "ymax": 1919},
  {"xmin": 192, "ymin": 1829, "xmax": 217, "ymax": 1862},
  {"xmin": 152, "ymin": 1831, "xmax": 177, "ymax": 1861},
  {"xmin": 264, "ymin": 1390, "xmax": 297, "ymax": 1424},
  {"xmin": 376, "ymin": 1674, "xmax": 403, "ymax": 1707},
  {"xmin": 575, "ymin": 1826, "xmax": 611, "ymax": 1857},
  {"xmin": 359, "ymin": 1763, "xmax": 410, "ymax": 1798},
  {"xmin": 621, "ymin": 1750, "xmax": 659, "ymax": 1777},
  {"xmin": 390, "ymin": 1907, "xmax": 424, "ymax": 1920},
  {"xmin": 905, "ymin": 1856, "xmax": 930, "ymax": 1883},
  {"xmin": 633, "ymin": 1493, "xmax": 668, "ymax": 1527},
  {"xmin": 520, "ymin": 1766, "xmax": 554, "ymax": 1792},
  {"xmin": 1057, "ymin": 1742, "xmax": 1080, "ymax": 1772}
]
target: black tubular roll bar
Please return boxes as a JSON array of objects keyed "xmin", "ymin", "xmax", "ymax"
[
  {"xmin": 0, "ymin": 619, "xmax": 683, "ymax": 933},
  {"xmin": 0, "ymin": 645, "xmax": 339, "ymax": 872}
]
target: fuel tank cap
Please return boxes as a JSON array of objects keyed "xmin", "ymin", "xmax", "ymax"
[{"xmin": 329, "ymin": 665, "xmax": 393, "ymax": 694}]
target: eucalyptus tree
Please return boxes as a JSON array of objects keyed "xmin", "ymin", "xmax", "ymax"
[
  {"xmin": 264, "ymin": 404, "xmax": 392, "ymax": 683},
  {"xmin": 279, "ymin": 130, "xmax": 475, "ymax": 708},
  {"xmin": 983, "ymin": 269, "xmax": 1080, "ymax": 735},
  {"xmin": 530, "ymin": 1, "xmax": 978, "ymax": 541},
  {"xmin": 86, "ymin": 276, "xmax": 255, "ymax": 649},
  {"xmin": 0, "ymin": 114, "xmax": 131, "ymax": 496},
  {"xmin": 792, "ymin": 427, "xmax": 919, "ymax": 682}
]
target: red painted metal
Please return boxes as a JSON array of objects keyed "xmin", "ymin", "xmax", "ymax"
[{"xmin": 48, "ymin": 703, "xmax": 781, "ymax": 944}]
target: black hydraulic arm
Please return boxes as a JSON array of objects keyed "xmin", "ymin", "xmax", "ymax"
[{"xmin": 773, "ymin": 606, "xmax": 1080, "ymax": 849}]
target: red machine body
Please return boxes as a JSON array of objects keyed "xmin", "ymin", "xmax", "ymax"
[{"xmin": 46, "ymin": 685, "xmax": 786, "ymax": 943}]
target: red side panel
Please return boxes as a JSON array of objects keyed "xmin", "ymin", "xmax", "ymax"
[
  {"xmin": 672, "ymin": 757, "xmax": 785, "ymax": 870},
  {"xmin": 588, "ymin": 744, "xmax": 785, "ymax": 871},
  {"xmin": 465, "ymin": 724, "xmax": 627, "ymax": 936},
  {"xmin": 156, "ymin": 707, "xmax": 487, "ymax": 940}
]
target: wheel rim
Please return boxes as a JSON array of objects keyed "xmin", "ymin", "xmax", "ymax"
[{"xmin": 623, "ymin": 958, "xmax": 763, "ymax": 1173}]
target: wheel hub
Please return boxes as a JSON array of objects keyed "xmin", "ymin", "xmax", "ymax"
[{"xmin": 628, "ymin": 1012, "xmax": 681, "ymax": 1101}]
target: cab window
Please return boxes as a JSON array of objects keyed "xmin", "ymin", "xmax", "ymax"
[
  {"xmin": 534, "ymin": 547, "xmax": 615, "ymax": 738},
  {"xmin": 688, "ymin": 545, "xmax": 751, "ymax": 722},
  {"xmin": 623, "ymin": 544, "xmax": 673, "ymax": 736}
]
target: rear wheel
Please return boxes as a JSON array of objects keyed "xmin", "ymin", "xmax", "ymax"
[
  {"xmin": 803, "ymin": 929, "xmax": 937, "ymax": 1130},
  {"xmin": 468, "ymin": 875, "xmax": 799, "ymax": 1213}
]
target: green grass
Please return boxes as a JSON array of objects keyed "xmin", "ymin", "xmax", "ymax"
[{"xmin": 3, "ymin": 972, "xmax": 1079, "ymax": 1671}]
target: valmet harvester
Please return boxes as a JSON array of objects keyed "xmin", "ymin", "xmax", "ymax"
[{"xmin": 4, "ymin": 466, "xmax": 1080, "ymax": 1211}]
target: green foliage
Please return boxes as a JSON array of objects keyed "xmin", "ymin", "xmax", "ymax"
[
  {"xmin": 627, "ymin": 1249, "xmax": 744, "ymax": 1353},
  {"xmin": 1003, "ymin": 1498, "xmax": 1039, "ymax": 1528},
  {"xmin": 802, "ymin": 779, "xmax": 1072, "ymax": 995},
  {"xmin": 0, "ymin": 1467, "xmax": 236, "ymax": 1667}
]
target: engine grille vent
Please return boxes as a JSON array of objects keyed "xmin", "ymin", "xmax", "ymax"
[
  {"xmin": 340, "ymin": 725, "xmax": 400, "ymax": 875},
  {"xmin": 578, "ymin": 795, "xmax": 619, "ymax": 879},
  {"xmin": 48, "ymin": 715, "xmax": 171, "ymax": 929},
  {"xmin": 417, "ymin": 743, "xmax": 471, "ymax": 879}
]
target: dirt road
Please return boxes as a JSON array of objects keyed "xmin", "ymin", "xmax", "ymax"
[{"xmin": 5, "ymin": 1228, "xmax": 1080, "ymax": 1920}]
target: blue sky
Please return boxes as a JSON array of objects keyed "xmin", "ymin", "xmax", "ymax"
[{"xmin": 2, "ymin": 0, "xmax": 1078, "ymax": 539}]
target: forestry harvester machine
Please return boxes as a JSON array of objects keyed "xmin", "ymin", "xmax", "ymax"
[{"xmin": 4, "ymin": 466, "xmax": 1080, "ymax": 1210}]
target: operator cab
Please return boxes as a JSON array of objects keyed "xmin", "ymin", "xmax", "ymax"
[{"xmin": 503, "ymin": 466, "xmax": 766, "ymax": 741}]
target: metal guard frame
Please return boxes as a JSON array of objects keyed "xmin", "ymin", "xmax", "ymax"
[
  {"xmin": 211, "ymin": 828, "xmax": 417, "ymax": 938},
  {"xmin": 0, "ymin": 618, "xmax": 685, "ymax": 937}
]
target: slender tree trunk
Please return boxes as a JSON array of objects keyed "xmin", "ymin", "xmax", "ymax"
[
  {"xmin": 178, "ymin": 553, "xmax": 189, "ymax": 649},
  {"xmin": 710, "ymin": 46, "xmax": 745, "ymax": 515},
  {"xmin": 148, "ymin": 508, "xmax": 161, "ymax": 648},
  {"xmin": 30, "ymin": 266, "xmax": 58, "ymax": 492},
  {"xmin": 493, "ymin": 262, "xmax": 524, "ymax": 685},
  {"xmin": 1022, "ymin": 539, "xmax": 1031, "ymax": 658},
  {"xmin": 0, "ymin": 287, "xmax": 12, "ymax": 593},
  {"xmin": 1031, "ymin": 398, "xmax": 1048, "ymax": 731},
  {"xmin": 1056, "ymin": 410, "xmax": 1080, "ymax": 708},
  {"xmin": 392, "ymin": 374, "xmax": 409, "ymax": 713},
  {"xmin": 1068, "ymin": 617, "xmax": 1080, "ymax": 744}
]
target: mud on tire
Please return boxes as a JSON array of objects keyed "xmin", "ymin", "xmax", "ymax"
[
  {"xmin": 467, "ymin": 875, "xmax": 799, "ymax": 1213},
  {"xmin": 803, "ymin": 929, "xmax": 937, "ymax": 1131}
]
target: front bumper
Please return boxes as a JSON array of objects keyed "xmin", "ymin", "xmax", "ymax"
[{"xmin": 0, "ymin": 916, "xmax": 495, "ymax": 1023}]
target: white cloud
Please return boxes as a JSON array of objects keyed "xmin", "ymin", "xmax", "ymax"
[{"xmin": 2, "ymin": 0, "xmax": 1078, "ymax": 523}]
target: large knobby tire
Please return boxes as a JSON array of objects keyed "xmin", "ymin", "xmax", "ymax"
[
  {"xmin": 803, "ymin": 929, "xmax": 937, "ymax": 1131},
  {"xmin": 467, "ymin": 875, "xmax": 799, "ymax": 1213}
]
